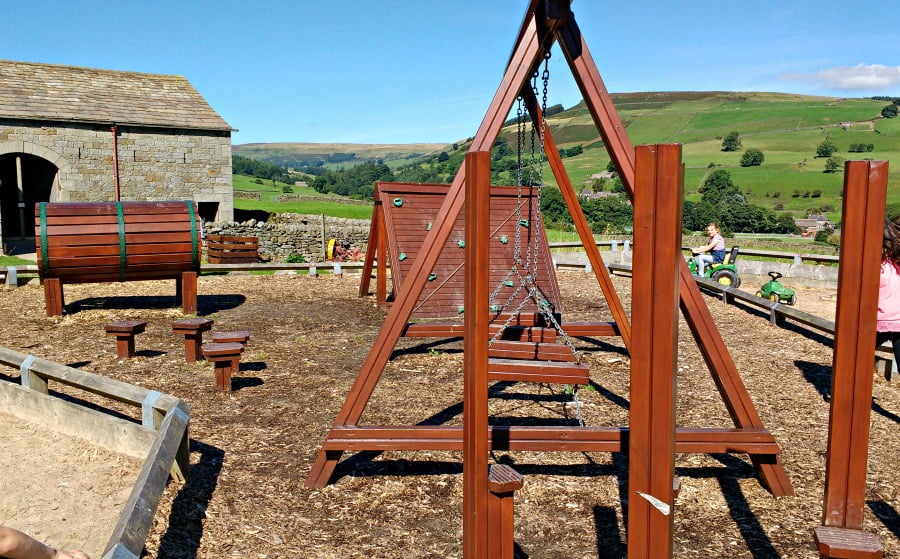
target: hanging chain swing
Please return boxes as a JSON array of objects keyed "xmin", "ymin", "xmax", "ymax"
[{"xmin": 485, "ymin": 51, "xmax": 585, "ymax": 425}]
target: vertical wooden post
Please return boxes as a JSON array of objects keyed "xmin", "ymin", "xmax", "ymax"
[
  {"xmin": 358, "ymin": 195, "xmax": 381, "ymax": 297},
  {"xmin": 463, "ymin": 150, "xmax": 491, "ymax": 558},
  {"xmin": 628, "ymin": 144, "xmax": 682, "ymax": 559},
  {"xmin": 43, "ymin": 278, "xmax": 64, "ymax": 316},
  {"xmin": 814, "ymin": 160, "xmax": 887, "ymax": 558},
  {"xmin": 376, "ymin": 203, "xmax": 388, "ymax": 304},
  {"xmin": 180, "ymin": 271, "xmax": 198, "ymax": 315}
]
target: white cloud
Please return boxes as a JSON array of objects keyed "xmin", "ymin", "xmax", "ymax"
[{"xmin": 779, "ymin": 63, "xmax": 900, "ymax": 91}]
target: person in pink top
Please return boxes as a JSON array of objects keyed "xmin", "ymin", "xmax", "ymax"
[
  {"xmin": 691, "ymin": 222, "xmax": 726, "ymax": 276},
  {"xmin": 877, "ymin": 216, "xmax": 900, "ymax": 364}
]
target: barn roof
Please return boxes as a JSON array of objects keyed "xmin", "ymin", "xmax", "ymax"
[{"xmin": 0, "ymin": 60, "xmax": 232, "ymax": 131}]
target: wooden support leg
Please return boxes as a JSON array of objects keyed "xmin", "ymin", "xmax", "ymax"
[
  {"xmin": 115, "ymin": 335, "xmax": 136, "ymax": 359},
  {"xmin": 43, "ymin": 278, "xmax": 64, "ymax": 316},
  {"xmin": 628, "ymin": 144, "xmax": 681, "ymax": 559},
  {"xmin": 180, "ymin": 271, "xmax": 198, "ymax": 314},
  {"xmin": 487, "ymin": 464, "xmax": 523, "ymax": 559},
  {"xmin": 817, "ymin": 160, "xmax": 887, "ymax": 558}
]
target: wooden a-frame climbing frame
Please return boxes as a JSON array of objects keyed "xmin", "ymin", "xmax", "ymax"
[{"xmin": 306, "ymin": 0, "xmax": 792, "ymax": 502}]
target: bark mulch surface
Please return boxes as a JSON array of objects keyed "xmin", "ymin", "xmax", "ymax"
[{"xmin": 0, "ymin": 271, "xmax": 897, "ymax": 558}]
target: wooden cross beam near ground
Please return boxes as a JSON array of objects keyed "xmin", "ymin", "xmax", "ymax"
[{"xmin": 306, "ymin": 0, "xmax": 793, "ymax": 508}]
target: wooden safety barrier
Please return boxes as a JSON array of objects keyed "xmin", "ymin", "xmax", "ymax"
[
  {"xmin": 0, "ymin": 346, "xmax": 190, "ymax": 559},
  {"xmin": 35, "ymin": 201, "xmax": 202, "ymax": 316},
  {"xmin": 206, "ymin": 234, "xmax": 259, "ymax": 264}
]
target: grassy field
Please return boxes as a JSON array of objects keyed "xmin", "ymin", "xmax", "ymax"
[{"xmin": 232, "ymin": 174, "xmax": 373, "ymax": 220}]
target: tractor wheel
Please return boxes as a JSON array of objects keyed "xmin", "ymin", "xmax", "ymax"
[
  {"xmin": 787, "ymin": 294, "xmax": 797, "ymax": 306},
  {"xmin": 770, "ymin": 293, "xmax": 780, "ymax": 303},
  {"xmin": 756, "ymin": 290, "xmax": 763, "ymax": 298},
  {"xmin": 711, "ymin": 269, "xmax": 738, "ymax": 288}
]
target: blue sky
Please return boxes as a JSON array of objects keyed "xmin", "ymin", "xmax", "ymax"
[{"xmin": 2, "ymin": 1, "xmax": 898, "ymax": 146}]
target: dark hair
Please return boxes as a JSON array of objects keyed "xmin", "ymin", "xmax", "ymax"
[{"xmin": 883, "ymin": 215, "xmax": 900, "ymax": 266}]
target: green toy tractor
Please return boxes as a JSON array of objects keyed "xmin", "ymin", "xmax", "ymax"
[
  {"xmin": 756, "ymin": 271, "xmax": 796, "ymax": 305},
  {"xmin": 688, "ymin": 246, "xmax": 741, "ymax": 288}
]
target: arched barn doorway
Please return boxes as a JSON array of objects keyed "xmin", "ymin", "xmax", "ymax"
[{"xmin": 0, "ymin": 153, "xmax": 58, "ymax": 246}]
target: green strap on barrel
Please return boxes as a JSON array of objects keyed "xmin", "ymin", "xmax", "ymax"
[
  {"xmin": 116, "ymin": 202, "xmax": 126, "ymax": 282},
  {"xmin": 186, "ymin": 201, "xmax": 199, "ymax": 270},
  {"xmin": 39, "ymin": 203, "xmax": 49, "ymax": 275}
]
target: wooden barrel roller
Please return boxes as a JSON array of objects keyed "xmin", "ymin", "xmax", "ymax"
[{"xmin": 34, "ymin": 201, "xmax": 201, "ymax": 316}]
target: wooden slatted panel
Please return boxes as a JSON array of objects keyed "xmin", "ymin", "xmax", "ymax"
[
  {"xmin": 206, "ymin": 234, "xmax": 259, "ymax": 264},
  {"xmin": 35, "ymin": 201, "xmax": 200, "ymax": 284},
  {"xmin": 377, "ymin": 182, "xmax": 563, "ymax": 319}
]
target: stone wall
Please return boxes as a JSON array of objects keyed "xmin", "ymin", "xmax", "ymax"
[
  {"xmin": 205, "ymin": 213, "xmax": 370, "ymax": 262},
  {"xmin": 0, "ymin": 119, "xmax": 233, "ymax": 221}
]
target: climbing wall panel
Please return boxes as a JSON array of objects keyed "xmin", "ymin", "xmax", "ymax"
[{"xmin": 377, "ymin": 182, "xmax": 562, "ymax": 320}]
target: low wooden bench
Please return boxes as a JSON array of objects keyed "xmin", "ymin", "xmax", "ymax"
[
  {"xmin": 35, "ymin": 201, "xmax": 202, "ymax": 316},
  {"xmin": 206, "ymin": 234, "xmax": 259, "ymax": 264},
  {"xmin": 172, "ymin": 318, "xmax": 213, "ymax": 363},
  {"xmin": 201, "ymin": 342, "xmax": 245, "ymax": 391},
  {"xmin": 105, "ymin": 320, "xmax": 148, "ymax": 359}
]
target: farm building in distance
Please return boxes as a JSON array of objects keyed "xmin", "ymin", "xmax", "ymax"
[{"xmin": 0, "ymin": 60, "xmax": 233, "ymax": 250}]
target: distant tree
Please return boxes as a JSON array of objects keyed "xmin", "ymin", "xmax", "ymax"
[
  {"xmin": 811, "ymin": 189, "xmax": 822, "ymax": 198},
  {"xmin": 452, "ymin": 143, "xmax": 459, "ymax": 151},
  {"xmin": 282, "ymin": 185, "xmax": 293, "ymax": 193},
  {"xmin": 740, "ymin": 148, "xmax": 764, "ymax": 167},
  {"xmin": 698, "ymin": 169, "xmax": 740, "ymax": 204},
  {"xmin": 437, "ymin": 151, "xmax": 450, "ymax": 162},
  {"xmin": 881, "ymin": 104, "xmax": 898, "ymax": 118},
  {"xmin": 721, "ymin": 131, "xmax": 741, "ymax": 152},
  {"xmin": 816, "ymin": 138, "xmax": 838, "ymax": 157},
  {"xmin": 824, "ymin": 156, "xmax": 844, "ymax": 173},
  {"xmin": 606, "ymin": 160, "xmax": 616, "ymax": 173},
  {"xmin": 849, "ymin": 143, "xmax": 860, "ymax": 153},
  {"xmin": 867, "ymin": 143, "xmax": 875, "ymax": 152}
]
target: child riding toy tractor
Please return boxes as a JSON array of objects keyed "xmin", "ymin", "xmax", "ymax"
[
  {"xmin": 756, "ymin": 271, "xmax": 796, "ymax": 305},
  {"xmin": 688, "ymin": 246, "xmax": 741, "ymax": 288}
]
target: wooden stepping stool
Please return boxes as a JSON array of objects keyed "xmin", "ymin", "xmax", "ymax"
[
  {"xmin": 211, "ymin": 330, "xmax": 250, "ymax": 346},
  {"xmin": 201, "ymin": 342, "xmax": 245, "ymax": 391},
  {"xmin": 172, "ymin": 318, "xmax": 213, "ymax": 363},
  {"xmin": 814, "ymin": 526, "xmax": 882, "ymax": 558},
  {"xmin": 212, "ymin": 330, "xmax": 250, "ymax": 372},
  {"xmin": 105, "ymin": 320, "xmax": 147, "ymax": 359}
]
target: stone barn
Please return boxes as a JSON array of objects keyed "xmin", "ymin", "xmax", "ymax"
[{"xmin": 0, "ymin": 60, "xmax": 233, "ymax": 252}]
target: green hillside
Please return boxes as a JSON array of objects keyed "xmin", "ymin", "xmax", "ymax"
[
  {"xmin": 234, "ymin": 92, "xmax": 900, "ymax": 223},
  {"xmin": 528, "ymin": 92, "xmax": 897, "ymax": 222}
]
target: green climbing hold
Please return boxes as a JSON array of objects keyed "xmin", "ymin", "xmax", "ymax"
[
  {"xmin": 457, "ymin": 240, "xmax": 465, "ymax": 248},
  {"xmin": 399, "ymin": 253, "xmax": 407, "ymax": 261},
  {"xmin": 489, "ymin": 305, "xmax": 499, "ymax": 312},
  {"xmin": 393, "ymin": 198, "xmax": 403, "ymax": 207},
  {"xmin": 427, "ymin": 273, "xmax": 437, "ymax": 281},
  {"xmin": 518, "ymin": 219, "xmax": 529, "ymax": 228},
  {"xmin": 457, "ymin": 306, "xmax": 465, "ymax": 314},
  {"xmin": 426, "ymin": 221, "xmax": 432, "ymax": 230},
  {"xmin": 499, "ymin": 235, "xmax": 508, "ymax": 244},
  {"xmin": 503, "ymin": 280, "xmax": 515, "ymax": 287}
]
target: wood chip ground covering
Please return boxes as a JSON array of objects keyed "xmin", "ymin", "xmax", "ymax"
[{"xmin": 0, "ymin": 271, "xmax": 897, "ymax": 559}]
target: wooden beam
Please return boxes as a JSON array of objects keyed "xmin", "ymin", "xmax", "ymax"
[
  {"xmin": 463, "ymin": 150, "xmax": 491, "ymax": 558},
  {"xmin": 628, "ymin": 144, "xmax": 682, "ymax": 558},
  {"xmin": 358, "ymin": 190, "xmax": 380, "ymax": 298},
  {"xmin": 322, "ymin": 425, "xmax": 781, "ymax": 454},
  {"xmin": 557, "ymin": 14, "xmax": 793, "ymax": 497},
  {"xmin": 819, "ymin": 160, "xmax": 887, "ymax": 554}
]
